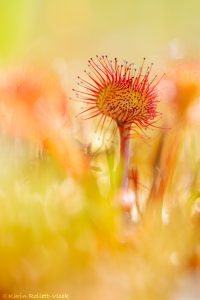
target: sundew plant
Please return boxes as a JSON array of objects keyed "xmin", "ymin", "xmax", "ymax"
[
  {"xmin": 0, "ymin": 1, "xmax": 200, "ymax": 300},
  {"xmin": 73, "ymin": 56, "xmax": 164, "ymax": 212}
]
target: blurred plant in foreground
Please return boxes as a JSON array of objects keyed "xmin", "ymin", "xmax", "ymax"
[
  {"xmin": 0, "ymin": 65, "xmax": 87, "ymax": 177},
  {"xmin": 148, "ymin": 60, "xmax": 200, "ymax": 216}
]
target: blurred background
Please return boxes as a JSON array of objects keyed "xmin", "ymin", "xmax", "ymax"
[{"xmin": 1, "ymin": 0, "xmax": 200, "ymax": 69}]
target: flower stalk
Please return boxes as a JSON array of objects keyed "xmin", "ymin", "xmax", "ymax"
[{"xmin": 118, "ymin": 124, "xmax": 131, "ymax": 191}]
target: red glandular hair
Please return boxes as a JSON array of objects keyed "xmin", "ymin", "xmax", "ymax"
[{"xmin": 73, "ymin": 55, "xmax": 164, "ymax": 136}]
